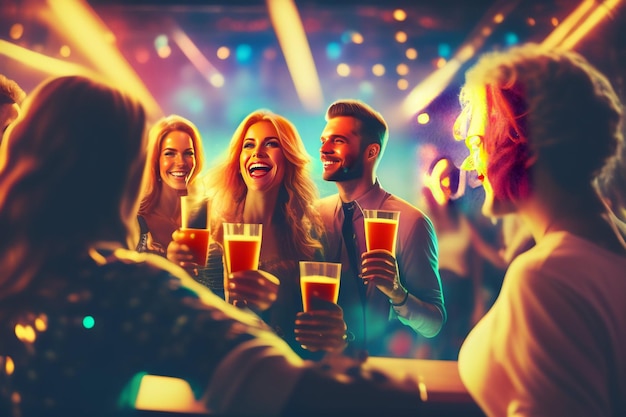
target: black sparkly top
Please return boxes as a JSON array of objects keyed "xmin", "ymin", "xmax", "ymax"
[{"xmin": 0, "ymin": 249, "xmax": 268, "ymax": 417}]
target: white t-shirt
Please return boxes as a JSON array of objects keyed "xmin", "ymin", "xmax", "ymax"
[{"xmin": 458, "ymin": 231, "xmax": 626, "ymax": 417}]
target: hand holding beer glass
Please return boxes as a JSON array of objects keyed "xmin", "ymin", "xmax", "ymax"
[
  {"xmin": 295, "ymin": 261, "xmax": 347, "ymax": 353},
  {"xmin": 223, "ymin": 223, "xmax": 277, "ymax": 311},
  {"xmin": 361, "ymin": 210, "xmax": 405, "ymax": 300},
  {"xmin": 175, "ymin": 196, "xmax": 211, "ymax": 267}
]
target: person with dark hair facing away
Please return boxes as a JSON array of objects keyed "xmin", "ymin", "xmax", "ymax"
[{"xmin": 455, "ymin": 43, "xmax": 626, "ymax": 417}]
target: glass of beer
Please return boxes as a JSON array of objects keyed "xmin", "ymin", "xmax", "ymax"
[
  {"xmin": 179, "ymin": 196, "xmax": 210, "ymax": 266},
  {"xmin": 363, "ymin": 209, "xmax": 400, "ymax": 256},
  {"xmin": 299, "ymin": 261, "xmax": 341, "ymax": 312},
  {"xmin": 223, "ymin": 223, "xmax": 263, "ymax": 301}
]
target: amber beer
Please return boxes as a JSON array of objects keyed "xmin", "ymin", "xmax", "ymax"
[
  {"xmin": 299, "ymin": 261, "xmax": 341, "ymax": 312},
  {"xmin": 300, "ymin": 275, "xmax": 340, "ymax": 312},
  {"xmin": 178, "ymin": 228, "xmax": 211, "ymax": 266},
  {"xmin": 224, "ymin": 236, "xmax": 262, "ymax": 273},
  {"xmin": 363, "ymin": 210, "xmax": 400, "ymax": 255}
]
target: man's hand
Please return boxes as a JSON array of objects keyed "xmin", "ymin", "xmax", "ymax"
[{"xmin": 361, "ymin": 249, "xmax": 406, "ymax": 302}]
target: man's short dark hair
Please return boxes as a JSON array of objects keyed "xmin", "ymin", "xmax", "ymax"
[{"xmin": 325, "ymin": 99, "xmax": 389, "ymax": 156}]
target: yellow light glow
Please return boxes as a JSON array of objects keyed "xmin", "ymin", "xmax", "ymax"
[
  {"xmin": 396, "ymin": 63, "xmax": 409, "ymax": 76},
  {"xmin": 267, "ymin": 0, "xmax": 324, "ymax": 112},
  {"xmin": 457, "ymin": 45, "xmax": 475, "ymax": 62},
  {"xmin": 351, "ymin": 32, "xmax": 364, "ymax": 44},
  {"xmin": 337, "ymin": 63, "xmax": 351, "ymax": 77},
  {"xmin": 135, "ymin": 375, "xmax": 208, "ymax": 413},
  {"xmin": 542, "ymin": 0, "xmax": 621, "ymax": 49},
  {"xmin": 0, "ymin": 40, "xmax": 95, "ymax": 77},
  {"xmin": 157, "ymin": 45, "xmax": 171, "ymax": 58},
  {"xmin": 217, "ymin": 46, "xmax": 230, "ymax": 60},
  {"xmin": 35, "ymin": 315, "xmax": 48, "ymax": 332},
  {"xmin": 210, "ymin": 73, "xmax": 225, "ymax": 88},
  {"xmin": 59, "ymin": 45, "xmax": 71, "ymax": 57},
  {"xmin": 393, "ymin": 9, "xmax": 407, "ymax": 21},
  {"xmin": 402, "ymin": 58, "xmax": 462, "ymax": 116},
  {"xmin": 372, "ymin": 63, "xmax": 385, "ymax": 76},
  {"xmin": 558, "ymin": 0, "xmax": 622, "ymax": 50},
  {"xmin": 45, "ymin": 0, "xmax": 162, "ymax": 120},
  {"xmin": 14, "ymin": 324, "xmax": 36, "ymax": 343},
  {"xmin": 397, "ymin": 79, "xmax": 409, "ymax": 90},
  {"xmin": 406, "ymin": 48, "xmax": 418, "ymax": 60},
  {"xmin": 417, "ymin": 113, "xmax": 430, "ymax": 124},
  {"xmin": 542, "ymin": 0, "xmax": 604, "ymax": 50},
  {"xmin": 397, "ymin": 0, "xmax": 528, "ymax": 117},
  {"xmin": 4, "ymin": 356, "xmax": 15, "ymax": 375},
  {"xmin": 395, "ymin": 31, "xmax": 408, "ymax": 43},
  {"xmin": 9, "ymin": 23, "xmax": 24, "ymax": 40}
]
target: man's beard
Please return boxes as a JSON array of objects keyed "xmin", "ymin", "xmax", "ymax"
[{"xmin": 325, "ymin": 158, "xmax": 364, "ymax": 182}]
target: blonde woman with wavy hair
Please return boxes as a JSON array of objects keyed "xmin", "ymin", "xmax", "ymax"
[
  {"xmin": 137, "ymin": 114, "xmax": 205, "ymax": 255},
  {"xmin": 207, "ymin": 109, "xmax": 322, "ymax": 258}
]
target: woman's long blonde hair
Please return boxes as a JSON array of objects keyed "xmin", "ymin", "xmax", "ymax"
[{"xmin": 206, "ymin": 109, "xmax": 323, "ymax": 259}]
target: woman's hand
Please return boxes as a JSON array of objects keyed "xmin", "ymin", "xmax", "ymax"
[
  {"xmin": 167, "ymin": 230, "xmax": 197, "ymax": 275},
  {"xmin": 227, "ymin": 269, "xmax": 280, "ymax": 314},
  {"xmin": 295, "ymin": 298, "xmax": 347, "ymax": 353},
  {"xmin": 145, "ymin": 232, "xmax": 166, "ymax": 255}
]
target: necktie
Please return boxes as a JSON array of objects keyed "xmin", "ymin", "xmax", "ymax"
[
  {"xmin": 342, "ymin": 201, "xmax": 368, "ymax": 356},
  {"xmin": 341, "ymin": 201, "xmax": 360, "ymax": 276}
]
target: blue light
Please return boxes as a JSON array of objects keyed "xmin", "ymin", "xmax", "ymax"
[
  {"xmin": 340, "ymin": 31, "xmax": 354, "ymax": 44},
  {"xmin": 438, "ymin": 43, "xmax": 451, "ymax": 59},
  {"xmin": 235, "ymin": 44, "xmax": 253, "ymax": 63},
  {"xmin": 83, "ymin": 316, "xmax": 95, "ymax": 329},
  {"xmin": 326, "ymin": 42, "xmax": 342, "ymax": 60},
  {"xmin": 505, "ymin": 32, "xmax": 519, "ymax": 46},
  {"xmin": 358, "ymin": 81, "xmax": 374, "ymax": 97}
]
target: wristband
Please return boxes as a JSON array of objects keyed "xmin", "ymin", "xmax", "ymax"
[{"xmin": 390, "ymin": 288, "xmax": 409, "ymax": 307}]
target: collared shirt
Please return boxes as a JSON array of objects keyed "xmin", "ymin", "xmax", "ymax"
[{"xmin": 317, "ymin": 179, "xmax": 445, "ymax": 357}]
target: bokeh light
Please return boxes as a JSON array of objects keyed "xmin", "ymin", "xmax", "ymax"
[
  {"xmin": 217, "ymin": 46, "xmax": 230, "ymax": 60},
  {"xmin": 393, "ymin": 9, "xmax": 407, "ymax": 22},
  {"xmin": 82, "ymin": 316, "xmax": 95, "ymax": 329}
]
